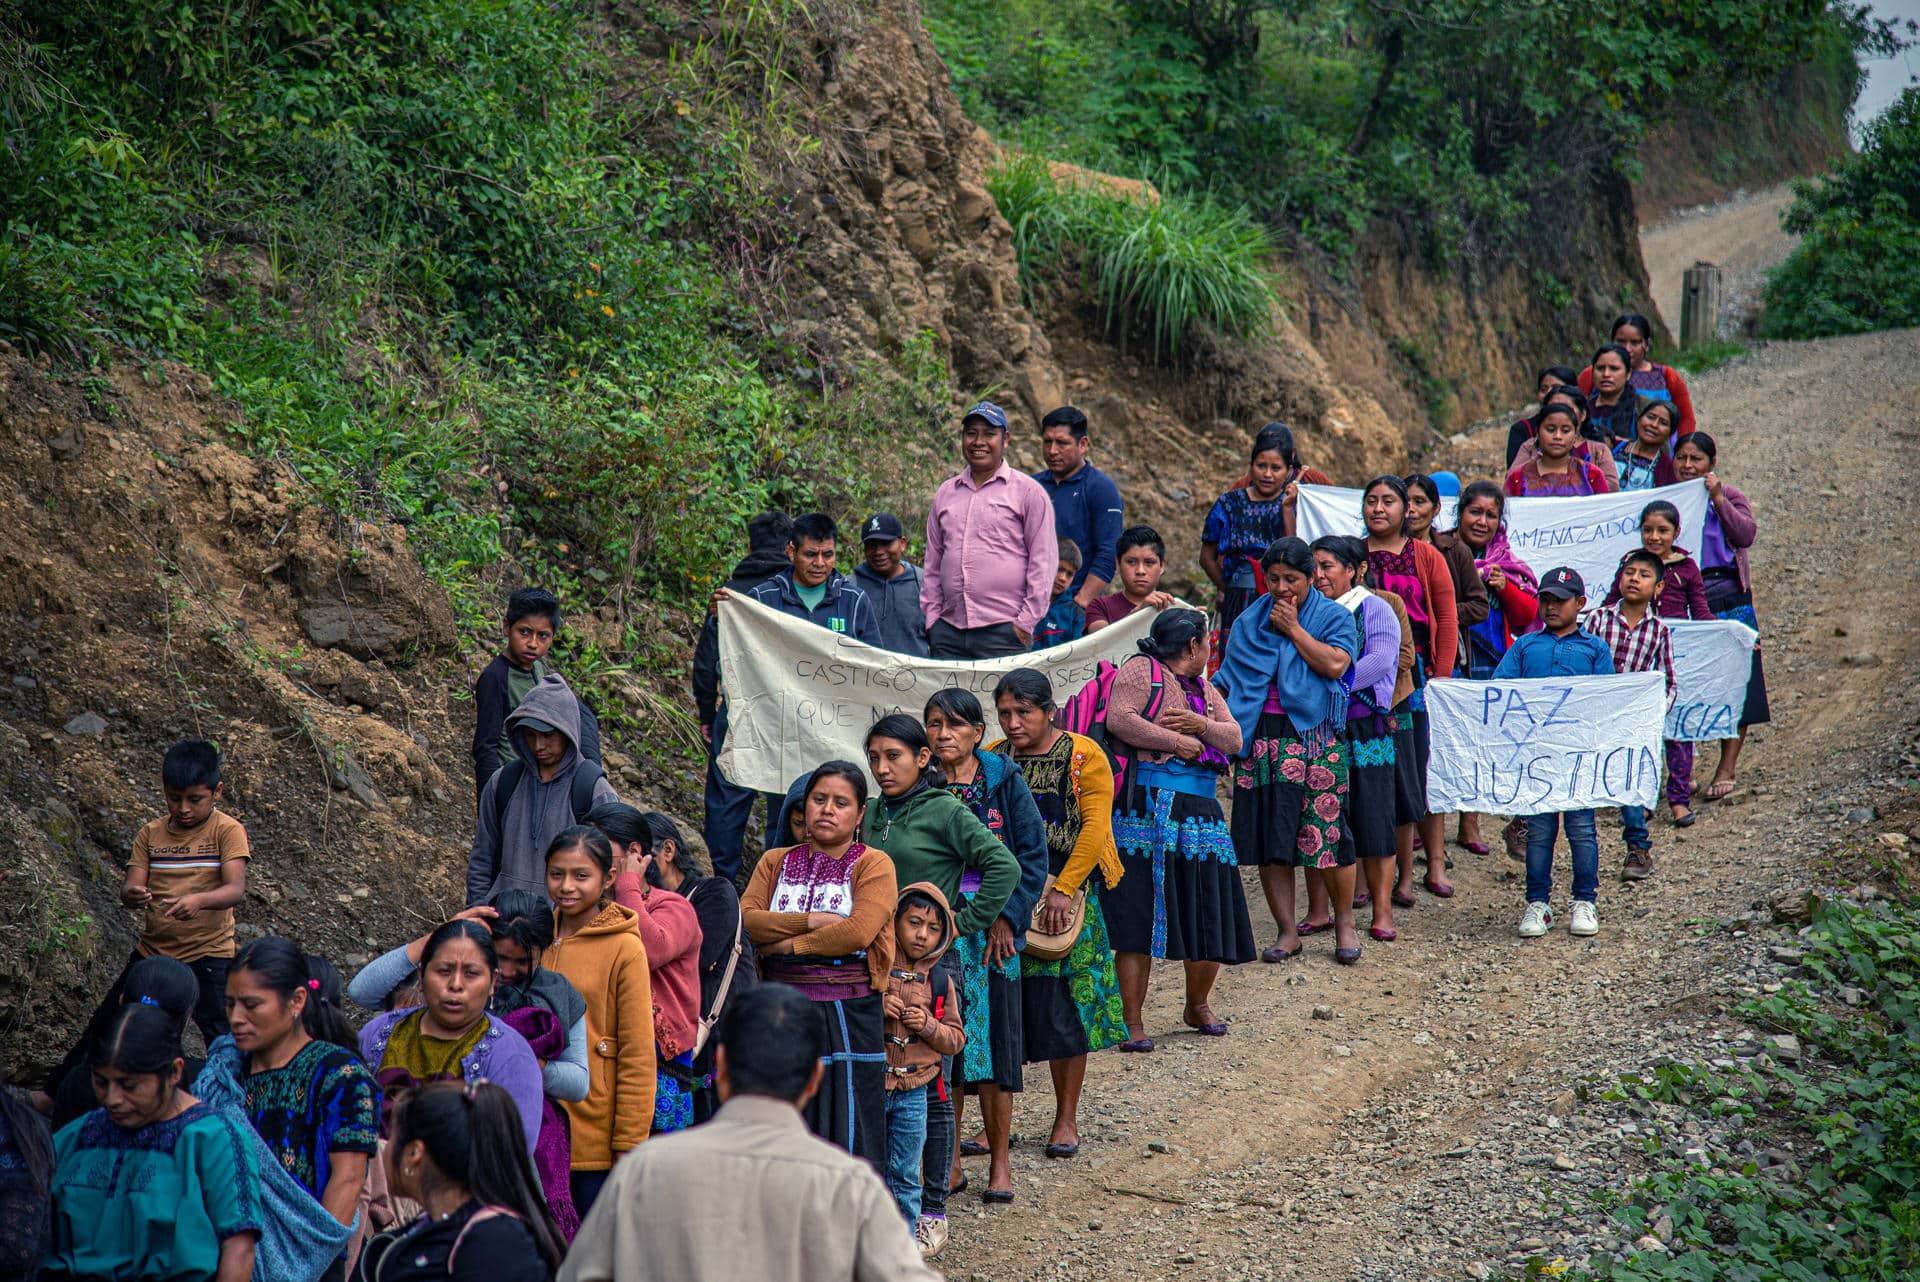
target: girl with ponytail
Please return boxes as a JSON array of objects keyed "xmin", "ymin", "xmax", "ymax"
[
  {"xmin": 353, "ymin": 1080, "xmax": 562, "ymax": 1281},
  {"xmin": 226, "ymin": 936, "xmax": 381, "ymax": 1236}
]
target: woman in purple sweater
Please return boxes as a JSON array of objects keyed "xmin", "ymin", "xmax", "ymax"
[
  {"xmin": 1674, "ymin": 432, "xmax": 1768, "ymax": 798},
  {"xmin": 1602, "ymin": 498, "xmax": 1714, "ymax": 825},
  {"xmin": 357, "ymin": 920, "xmax": 547, "ymax": 1156}
]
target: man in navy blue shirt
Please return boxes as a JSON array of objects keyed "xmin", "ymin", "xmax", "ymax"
[
  {"xmin": 1492, "ymin": 566, "xmax": 1615, "ymax": 942},
  {"xmin": 1032, "ymin": 406, "xmax": 1125, "ymax": 611}
]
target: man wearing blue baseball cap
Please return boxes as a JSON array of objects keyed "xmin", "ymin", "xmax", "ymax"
[{"xmin": 920, "ymin": 401, "xmax": 1057, "ymax": 658}]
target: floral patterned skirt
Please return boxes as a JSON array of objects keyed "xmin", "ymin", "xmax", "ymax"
[{"xmin": 1230, "ymin": 710, "xmax": 1352, "ymax": 869}]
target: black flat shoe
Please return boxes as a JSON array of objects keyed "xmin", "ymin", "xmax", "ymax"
[
  {"xmin": 982, "ymin": 1188, "xmax": 1015, "ymax": 1204},
  {"xmin": 1045, "ymin": 1142, "xmax": 1079, "ymax": 1159},
  {"xmin": 948, "ymin": 1175, "xmax": 969, "ymax": 1197},
  {"xmin": 958, "ymin": 1139, "xmax": 988, "ymax": 1158},
  {"xmin": 1334, "ymin": 947, "xmax": 1362, "ymax": 966}
]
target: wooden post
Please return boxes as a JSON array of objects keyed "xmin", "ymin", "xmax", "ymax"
[{"xmin": 1681, "ymin": 261, "xmax": 1721, "ymax": 349}]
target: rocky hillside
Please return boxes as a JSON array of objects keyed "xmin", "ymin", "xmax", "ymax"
[{"xmin": 0, "ymin": 351, "xmax": 673, "ymax": 1077}]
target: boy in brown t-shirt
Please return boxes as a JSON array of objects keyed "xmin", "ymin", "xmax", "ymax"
[{"xmin": 117, "ymin": 739, "xmax": 250, "ymax": 1042}]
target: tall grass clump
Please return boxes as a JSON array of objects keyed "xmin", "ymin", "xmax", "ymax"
[{"xmin": 988, "ymin": 154, "xmax": 1276, "ymax": 362}]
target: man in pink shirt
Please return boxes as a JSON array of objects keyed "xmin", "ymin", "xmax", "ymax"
[{"xmin": 921, "ymin": 400, "xmax": 1057, "ymax": 659}]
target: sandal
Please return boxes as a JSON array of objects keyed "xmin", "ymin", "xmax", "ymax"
[
  {"xmin": 1703, "ymin": 780, "xmax": 1736, "ymax": 802},
  {"xmin": 1184, "ymin": 1008, "xmax": 1228, "ymax": 1036},
  {"xmin": 1424, "ymin": 879, "xmax": 1455, "ymax": 898},
  {"xmin": 1296, "ymin": 918, "xmax": 1333, "ymax": 936}
]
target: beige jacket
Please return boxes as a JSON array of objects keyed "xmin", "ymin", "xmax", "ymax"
[{"xmin": 557, "ymin": 1094, "xmax": 940, "ymax": 1282}]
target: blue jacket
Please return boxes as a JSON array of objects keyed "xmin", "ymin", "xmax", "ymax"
[
  {"xmin": 851, "ymin": 560, "xmax": 930, "ymax": 656},
  {"xmin": 1031, "ymin": 593, "xmax": 1085, "ymax": 650},
  {"xmin": 746, "ymin": 568, "xmax": 881, "ymax": 647},
  {"xmin": 1033, "ymin": 463, "xmax": 1124, "ymax": 595},
  {"xmin": 970, "ymin": 750, "xmax": 1051, "ymax": 948},
  {"xmin": 1492, "ymin": 628, "xmax": 1615, "ymax": 679}
]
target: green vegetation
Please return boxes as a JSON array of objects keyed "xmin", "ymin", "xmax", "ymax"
[
  {"xmin": 987, "ymin": 155, "xmax": 1276, "ymax": 359},
  {"xmin": 1586, "ymin": 895, "xmax": 1920, "ymax": 1280},
  {"xmin": 1762, "ymin": 86, "xmax": 1920, "ymax": 340},
  {"xmin": 0, "ymin": 0, "xmax": 947, "ymax": 702},
  {"xmin": 1671, "ymin": 339, "xmax": 1748, "ymax": 376},
  {"xmin": 926, "ymin": 0, "xmax": 1902, "ymax": 265}
]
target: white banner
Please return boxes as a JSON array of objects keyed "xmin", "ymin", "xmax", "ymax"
[
  {"xmin": 714, "ymin": 595, "xmax": 1160, "ymax": 794},
  {"xmin": 1295, "ymin": 480, "xmax": 1710, "ymax": 598},
  {"xmin": 1662, "ymin": 618, "xmax": 1759, "ymax": 742},
  {"xmin": 1423, "ymin": 673, "xmax": 1666, "ymax": 815}
]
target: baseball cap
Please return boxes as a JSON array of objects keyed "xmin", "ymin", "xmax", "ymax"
[
  {"xmin": 1536, "ymin": 567, "xmax": 1585, "ymax": 600},
  {"xmin": 861, "ymin": 513, "xmax": 905, "ymax": 543},
  {"xmin": 962, "ymin": 400, "xmax": 1009, "ymax": 432},
  {"xmin": 516, "ymin": 716, "xmax": 558, "ymax": 734}
]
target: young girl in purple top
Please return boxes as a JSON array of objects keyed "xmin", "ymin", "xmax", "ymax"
[{"xmin": 1602, "ymin": 499, "xmax": 1714, "ymax": 826}]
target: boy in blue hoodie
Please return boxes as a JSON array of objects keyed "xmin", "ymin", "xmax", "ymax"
[{"xmin": 1030, "ymin": 539, "xmax": 1085, "ymax": 651}]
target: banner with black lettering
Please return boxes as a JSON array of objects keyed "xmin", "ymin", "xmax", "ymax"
[
  {"xmin": 714, "ymin": 595, "xmax": 1160, "ymax": 794},
  {"xmin": 1295, "ymin": 481, "xmax": 1710, "ymax": 598},
  {"xmin": 1663, "ymin": 618, "xmax": 1760, "ymax": 742},
  {"xmin": 1423, "ymin": 673, "xmax": 1666, "ymax": 814}
]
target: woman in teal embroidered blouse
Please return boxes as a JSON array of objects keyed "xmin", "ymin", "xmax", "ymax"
[{"xmin": 45, "ymin": 1004, "xmax": 261, "ymax": 1282}]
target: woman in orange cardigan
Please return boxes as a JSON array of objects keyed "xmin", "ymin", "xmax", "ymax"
[
  {"xmin": 741, "ymin": 760, "xmax": 898, "ymax": 1173},
  {"xmin": 541, "ymin": 824, "xmax": 655, "ymax": 1219},
  {"xmin": 1361, "ymin": 475, "xmax": 1459, "ymax": 902}
]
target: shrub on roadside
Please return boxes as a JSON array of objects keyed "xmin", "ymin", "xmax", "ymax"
[{"xmin": 1761, "ymin": 87, "xmax": 1920, "ymax": 340}]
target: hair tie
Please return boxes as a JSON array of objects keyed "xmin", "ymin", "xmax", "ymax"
[
  {"xmin": 307, "ymin": 978, "xmax": 321, "ymax": 991},
  {"xmin": 138, "ymin": 994, "xmax": 158, "ymax": 1006}
]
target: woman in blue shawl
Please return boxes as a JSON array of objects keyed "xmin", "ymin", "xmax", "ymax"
[{"xmin": 1215, "ymin": 537, "xmax": 1361, "ymax": 966}]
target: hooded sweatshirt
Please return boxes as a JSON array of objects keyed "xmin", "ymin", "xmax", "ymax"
[
  {"xmin": 860, "ymin": 782, "xmax": 1020, "ymax": 939},
  {"xmin": 885, "ymin": 883, "xmax": 963, "ymax": 1091},
  {"xmin": 851, "ymin": 560, "xmax": 930, "ymax": 656},
  {"xmin": 466, "ymin": 674, "xmax": 619, "ymax": 905},
  {"xmin": 691, "ymin": 548, "xmax": 793, "ymax": 727},
  {"xmin": 542, "ymin": 900, "xmax": 656, "ymax": 1169}
]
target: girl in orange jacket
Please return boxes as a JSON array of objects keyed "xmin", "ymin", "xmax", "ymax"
[{"xmin": 542, "ymin": 824, "xmax": 655, "ymax": 1218}]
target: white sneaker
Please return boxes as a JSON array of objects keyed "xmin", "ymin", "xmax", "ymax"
[
  {"xmin": 1518, "ymin": 901, "xmax": 1553, "ymax": 938},
  {"xmin": 916, "ymin": 1216, "xmax": 949, "ymax": 1258},
  {"xmin": 1570, "ymin": 900, "xmax": 1599, "ymax": 937}
]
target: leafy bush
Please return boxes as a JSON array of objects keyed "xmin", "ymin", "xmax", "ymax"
[
  {"xmin": 1588, "ymin": 896, "xmax": 1920, "ymax": 1279},
  {"xmin": 989, "ymin": 154, "xmax": 1276, "ymax": 360},
  {"xmin": 0, "ymin": 0, "xmax": 948, "ymax": 665},
  {"xmin": 1762, "ymin": 87, "xmax": 1920, "ymax": 339}
]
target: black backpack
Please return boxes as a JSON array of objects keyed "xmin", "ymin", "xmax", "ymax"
[
  {"xmin": 573, "ymin": 695, "xmax": 603, "ymax": 765},
  {"xmin": 489, "ymin": 758, "xmax": 606, "ymax": 833}
]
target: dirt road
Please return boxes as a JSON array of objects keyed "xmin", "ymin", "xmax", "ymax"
[
  {"xmin": 1640, "ymin": 184, "xmax": 1797, "ymax": 340},
  {"xmin": 940, "ymin": 238, "xmax": 1920, "ymax": 1279}
]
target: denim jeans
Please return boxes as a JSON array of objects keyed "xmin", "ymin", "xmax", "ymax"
[
  {"xmin": 1619, "ymin": 806, "xmax": 1651, "ymax": 851},
  {"xmin": 1525, "ymin": 808, "xmax": 1599, "ymax": 905},
  {"xmin": 884, "ymin": 1086, "xmax": 930, "ymax": 1223},
  {"xmin": 920, "ymin": 1071, "xmax": 954, "ymax": 1219}
]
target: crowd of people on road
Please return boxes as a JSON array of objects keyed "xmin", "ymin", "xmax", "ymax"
[{"xmin": 1, "ymin": 313, "xmax": 1770, "ymax": 1281}]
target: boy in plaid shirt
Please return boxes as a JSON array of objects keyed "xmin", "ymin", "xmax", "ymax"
[{"xmin": 1585, "ymin": 549, "xmax": 1675, "ymax": 881}]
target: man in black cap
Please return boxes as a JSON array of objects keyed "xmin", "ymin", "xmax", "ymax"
[{"xmin": 852, "ymin": 511, "xmax": 929, "ymax": 656}]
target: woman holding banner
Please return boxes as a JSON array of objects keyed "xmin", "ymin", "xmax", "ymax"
[
  {"xmin": 992, "ymin": 669, "xmax": 1125, "ymax": 1173},
  {"xmin": 1449, "ymin": 482, "xmax": 1539, "ymax": 859},
  {"xmin": 1672, "ymin": 432, "xmax": 1768, "ymax": 799},
  {"xmin": 1218, "ymin": 538, "xmax": 1361, "ymax": 964},
  {"xmin": 1104, "ymin": 608, "xmax": 1255, "ymax": 1048},
  {"xmin": 1361, "ymin": 477, "xmax": 1460, "ymax": 901}
]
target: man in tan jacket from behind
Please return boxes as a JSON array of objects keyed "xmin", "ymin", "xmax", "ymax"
[{"xmin": 559, "ymin": 983, "xmax": 940, "ymax": 1282}]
